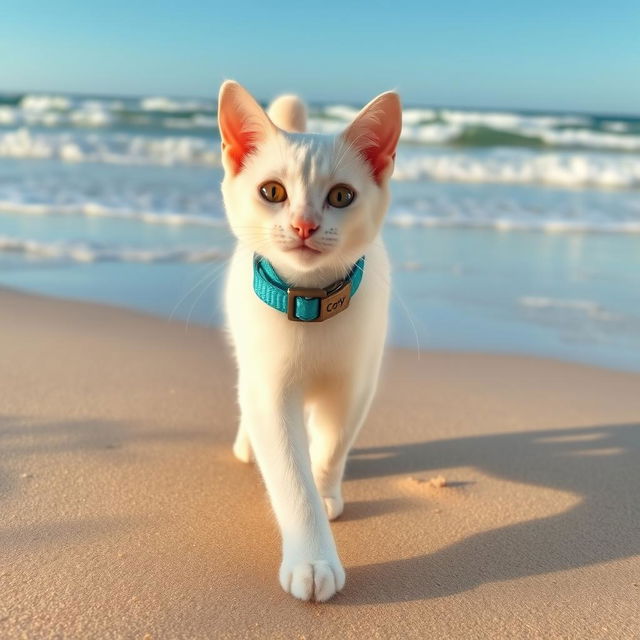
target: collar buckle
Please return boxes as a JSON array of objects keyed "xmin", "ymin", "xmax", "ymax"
[{"xmin": 287, "ymin": 281, "xmax": 353, "ymax": 322}]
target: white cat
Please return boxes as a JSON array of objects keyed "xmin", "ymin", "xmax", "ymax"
[{"xmin": 218, "ymin": 81, "xmax": 402, "ymax": 602}]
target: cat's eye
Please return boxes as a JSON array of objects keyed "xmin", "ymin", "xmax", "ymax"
[
  {"xmin": 259, "ymin": 181, "xmax": 287, "ymax": 203},
  {"xmin": 327, "ymin": 184, "xmax": 355, "ymax": 208}
]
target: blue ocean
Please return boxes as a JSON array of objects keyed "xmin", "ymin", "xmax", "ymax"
[{"xmin": 1, "ymin": 91, "xmax": 639, "ymax": 370}]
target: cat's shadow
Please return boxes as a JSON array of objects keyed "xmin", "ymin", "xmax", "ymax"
[{"xmin": 335, "ymin": 422, "xmax": 640, "ymax": 605}]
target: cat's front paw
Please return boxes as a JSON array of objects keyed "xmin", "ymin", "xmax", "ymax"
[{"xmin": 279, "ymin": 559, "xmax": 345, "ymax": 602}]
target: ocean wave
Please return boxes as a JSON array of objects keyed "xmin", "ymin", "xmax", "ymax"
[
  {"xmin": 394, "ymin": 151, "xmax": 640, "ymax": 188},
  {"xmin": 1, "ymin": 92, "xmax": 640, "ymax": 153},
  {"xmin": 316, "ymin": 106, "xmax": 640, "ymax": 151},
  {"xmin": 398, "ymin": 123, "xmax": 640, "ymax": 151},
  {"xmin": 2, "ymin": 94, "xmax": 122, "ymax": 128},
  {"xmin": 0, "ymin": 235, "xmax": 226, "ymax": 263},
  {"xmin": 305, "ymin": 117, "xmax": 640, "ymax": 151},
  {"xmin": 2, "ymin": 128, "xmax": 640, "ymax": 189},
  {"xmin": 0, "ymin": 128, "xmax": 220, "ymax": 165},
  {"xmin": 2, "ymin": 127, "xmax": 640, "ymax": 190},
  {"xmin": 402, "ymin": 108, "xmax": 439, "ymax": 125},
  {"xmin": 322, "ymin": 105, "xmax": 360, "ymax": 121},
  {"xmin": 0, "ymin": 94, "xmax": 216, "ymax": 130},
  {"xmin": 438, "ymin": 109, "xmax": 589, "ymax": 129}
]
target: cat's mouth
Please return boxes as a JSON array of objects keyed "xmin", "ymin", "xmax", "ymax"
[{"xmin": 287, "ymin": 243, "xmax": 323, "ymax": 255}]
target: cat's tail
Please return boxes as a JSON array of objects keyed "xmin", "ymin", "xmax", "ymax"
[{"xmin": 267, "ymin": 94, "xmax": 307, "ymax": 133}]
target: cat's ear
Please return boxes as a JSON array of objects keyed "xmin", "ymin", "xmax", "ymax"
[
  {"xmin": 218, "ymin": 81, "xmax": 276, "ymax": 174},
  {"xmin": 341, "ymin": 91, "xmax": 402, "ymax": 184}
]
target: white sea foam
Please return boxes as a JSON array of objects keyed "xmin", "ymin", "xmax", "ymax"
[
  {"xmin": 0, "ymin": 107, "xmax": 18, "ymax": 125},
  {"xmin": 163, "ymin": 114, "xmax": 218, "ymax": 130},
  {"xmin": 68, "ymin": 105, "xmax": 114, "ymax": 127},
  {"xmin": 0, "ymin": 128, "xmax": 220, "ymax": 165},
  {"xmin": 0, "ymin": 199, "xmax": 226, "ymax": 227},
  {"xmin": 518, "ymin": 296, "xmax": 620, "ymax": 321},
  {"xmin": 402, "ymin": 108, "xmax": 438, "ymax": 125},
  {"xmin": 140, "ymin": 96, "xmax": 215, "ymax": 113},
  {"xmin": 438, "ymin": 109, "xmax": 589, "ymax": 129},
  {"xmin": 3, "ymin": 128, "xmax": 640, "ymax": 189},
  {"xmin": 394, "ymin": 151, "xmax": 640, "ymax": 188},
  {"xmin": 319, "ymin": 106, "xmax": 640, "ymax": 150},
  {"xmin": 323, "ymin": 104, "xmax": 360, "ymax": 121},
  {"xmin": 538, "ymin": 128, "xmax": 640, "ymax": 151},
  {"xmin": 602, "ymin": 121, "xmax": 630, "ymax": 133},
  {"xmin": 1, "ymin": 94, "xmax": 214, "ymax": 129},
  {"xmin": 2, "ymin": 116, "xmax": 640, "ymax": 191},
  {"xmin": 0, "ymin": 235, "xmax": 226, "ymax": 263},
  {"xmin": 401, "ymin": 123, "xmax": 463, "ymax": 144},
  {"xmin": 403, "ymin": 121, "xmax": 640, "ymax": 151},
  {"xmin": 387, "ymin": 213, "xmax": 640, "ymax": 235},
  {"xmin": 311, "ymin": 115, "xmax": 640, "ymax": 151},
  {"xmin": 11, "ymin": 95, "xmax": 117, "ymax": 128},
  {"xmin": 20, "ymin": 94, "xmax": 72, "ymax": 112}
]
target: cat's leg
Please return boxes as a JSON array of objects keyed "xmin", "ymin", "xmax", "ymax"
[
  {"xmin": 239, "ymin": 372, "xmax": 345, "ymax": 601},
  {"xmin": 232, "ymin": 423, "xmax": 253, "ymax": 463},
  {"xmin": 307, "ymin": 375, "xmax": 378, "ymax": 521}
]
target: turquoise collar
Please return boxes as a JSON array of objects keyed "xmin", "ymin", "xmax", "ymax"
[{"xmin": 253, "ymin": 254, "xmax": 365, "ymax": 322}]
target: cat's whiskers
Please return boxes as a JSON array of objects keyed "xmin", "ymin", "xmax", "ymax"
[
  {"xmin": 181, "ymin": 242, "xmax": 261, "ymax": 330},
  {"xmin": 170, "ymin": 260, "xmax": 229, "ymax": 331},
  {"xmin": 349, "ymin": 249, "xmax": 421, "ymax": 357},
  {"xmin": 168, "ymin": 255, "xmax": 230, "ymax": 323}
]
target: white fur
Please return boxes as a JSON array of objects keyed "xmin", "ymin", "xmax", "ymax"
[{"xmin": 218, "ymin": 81, "xmax": 401, "ymax": 602}]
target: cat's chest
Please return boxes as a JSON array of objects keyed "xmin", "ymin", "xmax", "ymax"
[
  {"xmin": 238, "ymin": 293, "xmax": 364, "ymax": 379},
  {"xmin": 261, "ymin": 309, "xmax": 356, "ymax": 363}
]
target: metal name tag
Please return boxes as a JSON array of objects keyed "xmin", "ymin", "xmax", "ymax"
[
  {"xmin": 287, "ymin": 281, "xmax": 352, "ymax": 322},
  {"xmin": 318, "ymin": 281, "xmax": 352, "ymax": 321}
]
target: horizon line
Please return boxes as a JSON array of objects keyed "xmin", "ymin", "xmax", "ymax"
[{"xmin": 1, "ymin": 86, "xmax": 639, "ymax": 120}]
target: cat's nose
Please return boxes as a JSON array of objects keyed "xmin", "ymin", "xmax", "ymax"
[{"xmin": 291, "ymin": 218, "xmax": 319, "ymax": 240}]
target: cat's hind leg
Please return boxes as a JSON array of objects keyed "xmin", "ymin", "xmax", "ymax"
[
  {"xmin": 307, "ymin": 376, "xmax": 377, "ymax": 520},
  {"xmin": 233, "ymin": 424, "xmax": 253, "ymax": 463}
]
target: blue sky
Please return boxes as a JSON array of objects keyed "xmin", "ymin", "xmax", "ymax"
[{"xmin": 1, "ymin": 0, "xmax": 639, "ymax": 113}]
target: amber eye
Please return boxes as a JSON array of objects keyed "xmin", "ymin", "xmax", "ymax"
[
  {"xmin": 259, "ymin": 181, "xmax": 287, "ymax": 203},
  {"xmin": 327, "ymin": 184, "xmax": 355, "ymax": 208}
]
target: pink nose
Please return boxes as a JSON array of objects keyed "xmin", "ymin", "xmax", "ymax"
[{"xmin": 291, "ymin": 219, "xmax": 319, "ymax": 240}]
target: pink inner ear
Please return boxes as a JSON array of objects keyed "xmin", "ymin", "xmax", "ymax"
[
  {"xmin": 360, "ymin": 119, "xmax": 400, "ymax": 183},
  {"xmin": 220, "ymin": 114, "xmax": 256, "ymax": 173},
  {"xmin": 343, "ymin": 93, "xmax": 402, "ymax": 184},
  {"xmin": 218, "ymin": 82, "xmax": 274, "ymax": 174},
  {"xmin": 219, "ymin": 111, "xmax": 259, "ymax": 174},
  {"xmin": 361, "ymin": 146, "xmax": 395, "ymax": 183}
]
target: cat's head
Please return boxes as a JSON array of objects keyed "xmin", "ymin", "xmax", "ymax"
[{"xmin": 218, "ymin": 81, "xmax": 401, "ymax": 279}]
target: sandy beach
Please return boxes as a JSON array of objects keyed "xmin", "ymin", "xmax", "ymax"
[{"xmin": 1, "ymin": 286, "xmax": 639, "ymax": 639}]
